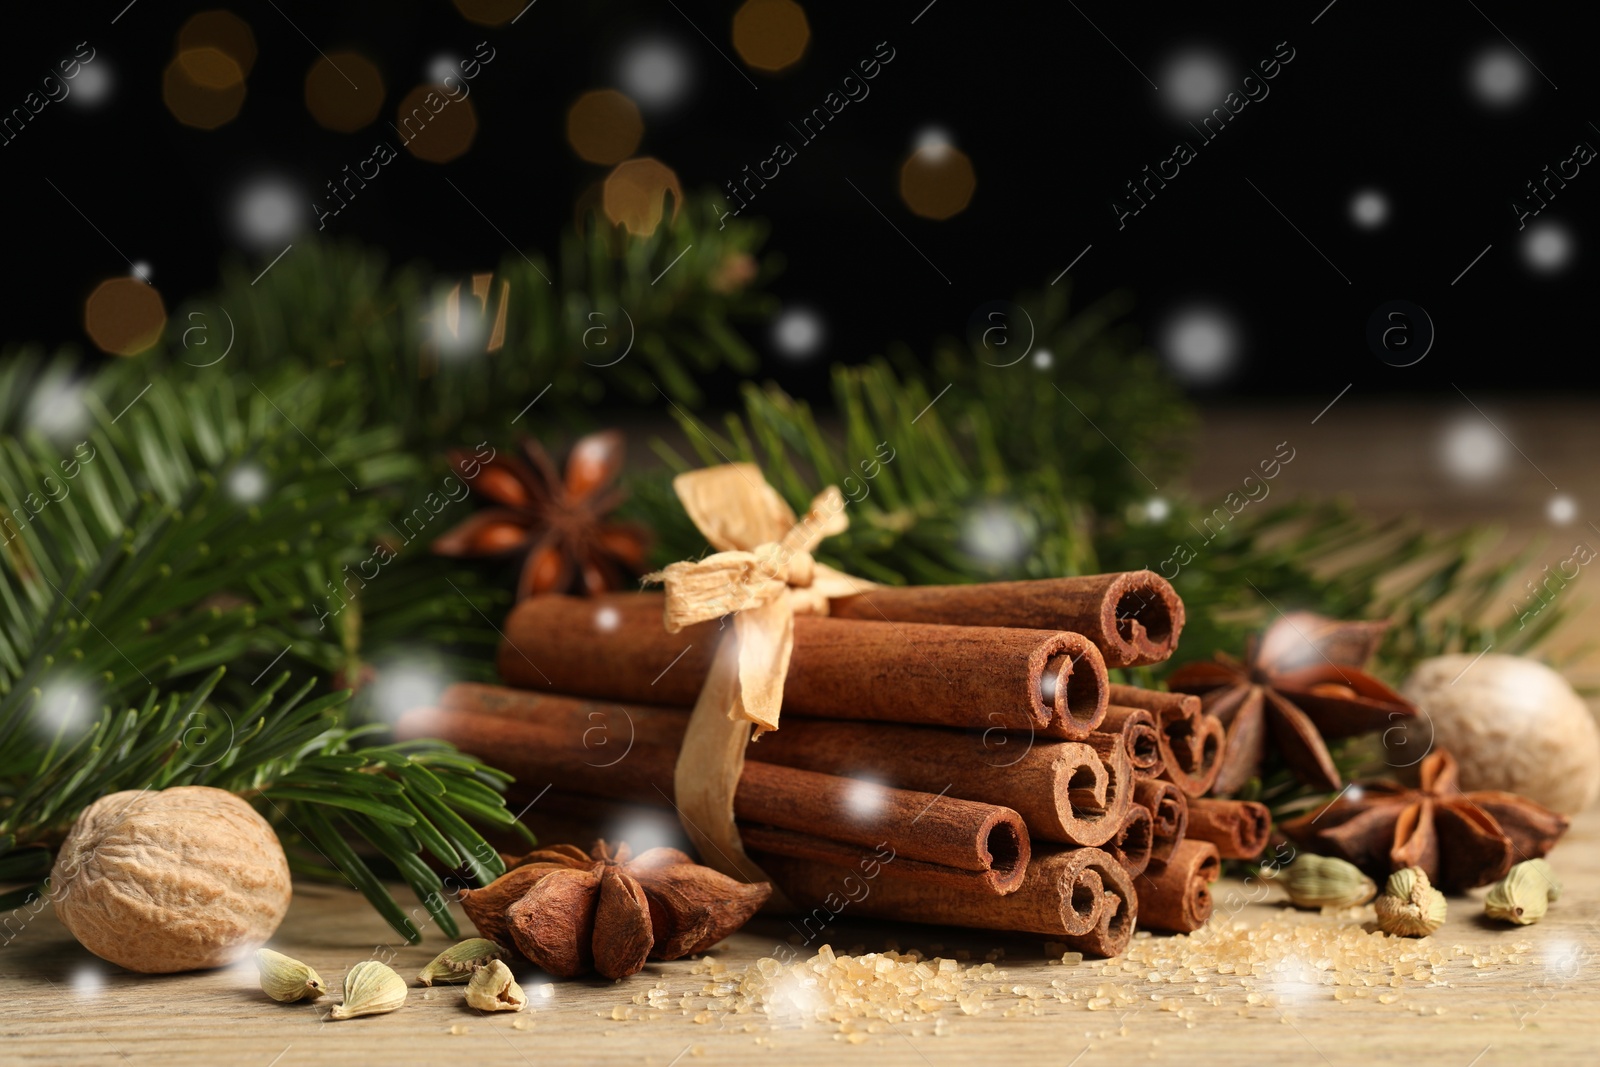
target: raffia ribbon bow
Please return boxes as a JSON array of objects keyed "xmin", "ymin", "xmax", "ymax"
[{"xmin": 647, "ymin": 463, "xmax": 872, "ymax": 887}]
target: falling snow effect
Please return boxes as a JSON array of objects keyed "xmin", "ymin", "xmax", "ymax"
[
  {"xmin": 619, "ymin": 40, "xmax": 691, "ymax": 109},
  {"xmin": 604, "ymin": 811, "xmax": 684, "ymax": 853},
  {"xmin": 26, "ymin": 378, "xmax": 88, "ymax": 439},
  {"xmin": 961, "ymin": 503, "xmax": 1028, "ymax": 566},
  {"xmin": 1161, "ymin": 50, "xmax": 1230, "ymax": 119},
  {"xmin": 66, "ymin": 61, "xmax": 112, "ymax": 109},
  {"xmin": 844, "ymin": 778, "xmax": 888, "ymax": 820},
  {"xmin": 232, "ymin": 178, "xmax": 305, "ymax": 249},
  {"xmin": 1522, "ymin": 220, "xmax": 1573, "ymax": 274},
  {"xmin": 1349, "ymin": 189, "xmax": 1389, "ymax": 229},
  {"xmin": 773, "ymin": 308, "xmax": 825, "ymax": 358},
  {"xmin": 428, "ymin": 54, "xmax": 461, "ymax": 85},
  {"xmin": 227, "ymin": 464, "xmax": 268, "ymax": 504},
  {"xmin": 36, "ymin": 677, "xmax": 96, "ymax": 739},
  {"xmin": 1547, "ymin": 494, "xmax": 1577, "ymax": 525},
  {"xmin": 1438, "ymin": 418, "xmax": 1508, "ymax": 484},
  {"xmin": 70, "ymin": 966, "xmax": 106, "ymax": 997},
  {"xmin": 369, "ymin": 663, "xmax": 449, "ymax": 726},
  {"xmin": 1160, "ymin": 306, "xmax": 1238, "ymax": 386},
  {"xmin": 913, "ymin": 126, "xmax": 955, "ymax": 158},
  {"xmin": 1469, "ymin": 47, "xmax": 1531, "ymax": 108}
]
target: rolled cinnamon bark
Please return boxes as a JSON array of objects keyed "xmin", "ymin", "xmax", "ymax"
[
  {"xmin": 1185, "ymin": 798, "xmax": 1270, "ymax": 860},
  {"xmin": 430, "ymin": 684, "xmax": 1129, "ymax": 847},
  {"xmin": 737, "ymin": 764, "xmax": 1030, "ymax": 878},
  {"xmin": 1133, "ymin": 779, "xmax": 1189, "ymax": 871},
  {"xmin": 1139, "ymin": 839, "xmax": 1220, "ymax": 933},
  {"xmin": 1105, "ymin": 803, "xmax": 1153, "ymax": 879},
  {"xmin": 496, "ymin": 593, "xmax": 1108, "ymax": 735},
  {"xmin": 754, "ymin": 844, "xmax": 1137, "ymax": 956},
  {"xmin": 397, "ymin": 704, "xmax": 1029, "ymax": 888},
  {"xmin": 1111, "ymin": 686, "xmax": 1223, "ymax": 797},
  {"xmin": 750, "ymin": 718, "xmax": 1132, "ymax": 848},
  {"xmin": 1107, "ymin": 684, "xmax": 1194, "ymax": 716},
  {"xmin": 828, "ymin": 571, "xmax": 1185, "ymax": 668},
  {"xmin": 739, "ymin": 824, "xmax": 1022, "ymax": 895},
  {"xmin": 1096, "ymin": 705, "xmax": 1165, "ymax": 780}
]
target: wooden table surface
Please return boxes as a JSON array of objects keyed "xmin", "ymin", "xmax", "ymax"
[{"xmin": 5, "ymin": 808, "xmax": 1599, "ymax": 1067}]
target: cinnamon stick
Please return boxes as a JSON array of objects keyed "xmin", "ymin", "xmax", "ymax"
[
  {"xmin": 828, "ymin": 571, "xmax": 1185, "ymax": 668},
  {"xmin": 1097, "ymin": 705, "xmax": 1165, "ymax": 780},
  {"xmin": 1105, "ymin": 803, "xmax": 1153, "ymax": 879},
  {"xmin": 1111, "ymin": 685, "xmax": 1223, "ymax": 797},
  {"xmin": 397, "ymin": 705, "xmax": 1029, "ymax": 888},
  {"xmin": 749, "ymin": 717, "xmax": 1132, "ymax": 848},
  {"xmin": 754, "ymin": 844, "xmax": 1137, "ymax": 956},
  {"xmin": 497, "ymin": 593, "xmax": 1108, "ymax": 735},
  {"xmin": 1185, "ymin": 798, "xmax": 1271, "ymax": 860},
  {"xmin": 1139, "ymin": 839, "xmax": 1220, "ymax": 933},
  {"xmin": 738, "ymin": 824, "xmax": 1022, "ymax": 895},
  {"xmin": 1133, "ymin": 779, "xmax": 1189, "ymax": 871},
  {"xmin": 431, "ymin": 684, "xmax": 1130, "ymax": 848}
]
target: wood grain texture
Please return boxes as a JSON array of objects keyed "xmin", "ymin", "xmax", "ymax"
[{"xmin": 8, "ymin": 809, "xmax": 1599, "ymax": 1066}]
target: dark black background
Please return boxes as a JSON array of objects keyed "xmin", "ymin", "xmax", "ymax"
[{"xmin": 3, "ymin": 1, "xmax": 1594, "ymax": 400}]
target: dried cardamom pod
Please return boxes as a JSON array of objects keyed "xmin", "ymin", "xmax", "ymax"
[
  {"xmin": 1485, "ymin": 858, "xmax": 1561, "ymax": 925},
  {"xmin": 417, "ymin": 938, "xmax": 508, "ymax": 986},
  {"xmin": 1278, "ymin": 855, "xmax": 1377, "ymax": 909},
  {"xmin": 1374, "ymin": 866, "xmax": 1448, "ymax": 937},
  {"xmin": 330, "ymin": 960, "xmax": 407, "ymax": 1020},
  {"xmin": 464, "ymin": 959, "xmax": 527, "ymax": 1012},
  {"xmin": 256, "ymin": 948, "xmax": 325, "ymax": 1003}
]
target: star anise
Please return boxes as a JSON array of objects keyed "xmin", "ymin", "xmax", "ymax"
[
  {"xmin": 457, "ymin": 841, "xmax": 772, "ymax": 980},
  {"xmin": 432, "ymin": 431, "xmax": 650, "ymax": 600},
  {"xmin": 1282, "ymin": 749, "xmax": 1568, "ymax": 892},
  {"xmin": 1167, "ymin": 612, "xmax": 1416, "ymax": 794}
]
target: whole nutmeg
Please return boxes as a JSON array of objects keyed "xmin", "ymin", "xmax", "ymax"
[
  {"xmin": 51, "ymin": 786, "xmax": 291, "ymax": 973},
  {"xmin": 1401, "ymin": 654, "xmax": 1600, "ymax": 814}
]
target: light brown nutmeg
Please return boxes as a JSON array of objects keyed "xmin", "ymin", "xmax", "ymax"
[{"xmin": 50, "ymin": 786, "xmax": 291, "ymax": 973}]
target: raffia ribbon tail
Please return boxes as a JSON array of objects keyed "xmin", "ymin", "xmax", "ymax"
[{"xmin": 651, "ymin": 464, "xmax": 873, "ymax": 908}]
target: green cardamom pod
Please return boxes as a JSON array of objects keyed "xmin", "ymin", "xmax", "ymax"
[
  {"xmin": 417, "ymin": 938, "xmax": 508, "ymax": 986},
  {"xmin": 464, "ymin": 959, "xmax": 527, "ymax": 1012},
  {"xmin": 1374, "ymin": 866, "xmax": 1448, "ymax": 937},
  {"xmin": 256, "ymin": 948, "xmax": 325, "ymax": 1003},
  {"xmin": 330, "ymin": 960, "xmax": 407, "ymax": 1020},
  {"xmin": 1485, "ymin": 858, "xmax": 1560, "ymax": 925},
  {"xmin": 1278, "ymin": 854, "xmax": 1377, "ymax": 909}
]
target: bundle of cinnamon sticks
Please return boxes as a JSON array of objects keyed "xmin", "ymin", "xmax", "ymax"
[{"xmin": 399, "ymin": 571, "xmax": 1267, "ymax": 953}]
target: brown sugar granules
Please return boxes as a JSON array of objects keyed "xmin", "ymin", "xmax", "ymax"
[
  {"xmin": 1104, "ymin": 909, "xmax": 1535, "ymax": 1020},
  {"xmin": 607, "ymin": 912, "xmax": 1535, "ymax": 1039}
]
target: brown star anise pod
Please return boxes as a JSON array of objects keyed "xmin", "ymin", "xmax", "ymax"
[
  {"xmin": 457, "ymin": 841, "xmax": 772, "ymax": 980},
  {"xmin": 1282, "ymin": 749, "xmax": 1569, "ymax": 891},
  {"xmin": 432, "ymin": 431, "xmax": 650, "ymax": 600},
  {"xmin": 1167, "ymin": 612, "xmax": 1415, "ymax": 794}
]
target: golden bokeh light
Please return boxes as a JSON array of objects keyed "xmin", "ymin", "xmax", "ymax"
[
  {"xmin": 177, "ymin": 10, "xmax": 257, "ymax": 77},
  {"xmin": 732, "ymin": 0, "xmax": 811, "ymax": 73},
  {"xmin": 396, "ymin": 85, "xmax": 479, "ymax": 163},
  {"xmin": 306, "ymin": 52, "xmax": 385, "ymax": 132},
  {"xmin": 899, "ymin": 144, "xmax": 976, "ymax": 220},
  {"xmin": 452, "ymin": 0, "xmax": 525, "ymax": 26},
  {"xmin": 163, "ymin": 49, "xmax": 246, "ymax": 129},
  {"xmin": 566, "ymin": 90, "xmax": 643, "ymax": 165},
  {"xmin": 602, "ymin": 158, "xmax": 683, "ymax": 237},
  {"xmin": 178, "ymin": 46, "xmax": 243, "ymax": 90},
  {"xmin": 84, "ymin": 278, "xmax": 166, "ymax": 357}
]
